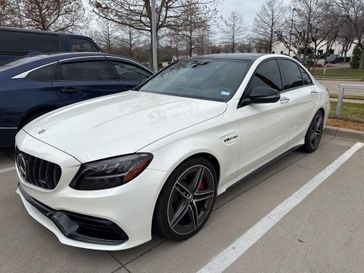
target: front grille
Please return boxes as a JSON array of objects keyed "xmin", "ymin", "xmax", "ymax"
[{"xmin": 16, "ymin": 148, "xmax": 62, "ymax": 190}]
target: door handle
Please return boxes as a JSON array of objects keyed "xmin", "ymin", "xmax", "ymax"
[
  {"xmin": 60, "ymin": 87, "xmax": 79, "ymax": 93},
  {"xmin": 310, "ymin": 90, "xmax": 318, "ymax": 95},
  {"xmin": 280, "ymin": 97, "xmax": 290, "ymax": 104}
]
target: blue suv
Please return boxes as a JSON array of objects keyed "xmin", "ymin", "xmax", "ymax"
[
  {"xmin": 0, "ymin": 27, "xmax": 101, "ymax": 65},
  {"xmin": 0, "ymin": 52, "xmax": 153, "ymax": 146}
]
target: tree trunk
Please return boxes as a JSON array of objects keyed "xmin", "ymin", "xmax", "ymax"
[
  {"xmin": 232, "ymin": 34, "xmax": 235, "ymax": 53},
  {"xmin": 360, "ymin": 45, "xmax": 364, "ymax": 70},
  {"xmin": 269, "ymin": 16, "xmax": 274, "ymax": 54},
  {"xmin": 189, "ymin": 32, "xmax": 193, "ymax": 57},
  {"xmin": 149, "ymin": 31, "xmax": 152, "ymax": 65},
  {"xmin": 269, "ymin": 33, "xmax": 273, "ymax": 53},
  {"xmin": 129, "ymin": 30, "xmax": 133, "ymax": 58}
]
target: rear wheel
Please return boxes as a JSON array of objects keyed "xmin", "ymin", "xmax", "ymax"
[
  {"xmin": 154, "ymin": 157, "xmax": 217, "ymax": 240},
  {"xmin": 300, "ymin": 111, "xmax": 324, "ymax": 153}
]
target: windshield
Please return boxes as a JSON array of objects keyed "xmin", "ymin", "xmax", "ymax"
[{"xmin": 139, "ymin": 58, "xmax": 251, "ymax": 102}]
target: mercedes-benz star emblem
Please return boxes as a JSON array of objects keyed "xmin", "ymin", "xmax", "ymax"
[{"xmin": 16, "ymin": 153, "xmax": 27, "ymax": 180}]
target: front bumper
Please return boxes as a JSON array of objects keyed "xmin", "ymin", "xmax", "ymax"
[
  {"xmin": 18, "ymin": 184, "xmax": 129, "ymax": 245},
  {"xmin": 16, "ymin": 130, "xmax": 168, "ymax": 250}
]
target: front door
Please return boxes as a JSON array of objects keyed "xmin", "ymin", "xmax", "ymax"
[{"xmin": 237, "ymin": 59, "xmax": 290, "ymax": 176}]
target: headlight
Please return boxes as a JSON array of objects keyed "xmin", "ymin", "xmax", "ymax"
[{"xmin": 70, "ymin": 153, "xmax": 153, "ymax": 190}]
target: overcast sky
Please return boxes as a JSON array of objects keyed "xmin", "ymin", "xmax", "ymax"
[
  {"xmin": 84, "ymin": 0, "xmax": 292, "ymax": 40},
  {"xmin": 218, "ymin": 0, "xmax": 292, "ymax": 29},
  {"xmin": 219, "ymin": 0, "xmax": 264, "ymax": 27}
]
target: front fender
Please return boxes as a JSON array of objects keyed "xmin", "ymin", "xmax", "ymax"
[{"xmin": 140, "ymin": 119, "xmax": 241, "ymax": 192}]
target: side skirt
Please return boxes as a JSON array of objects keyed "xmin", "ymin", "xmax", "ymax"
[{"xmin": 218, "ymin": 144, "xmax": 302, "ymax": 195}]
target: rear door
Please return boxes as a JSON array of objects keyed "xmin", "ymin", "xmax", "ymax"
[
  {"xmin": 0, "ymin": 63, "xmax": 57, "ymax": 132},
  {"xmin": 277, "ymin": 59, "xmax": 317, "ymax": 144},
  {"xmin": 52, "ymin": 58, "xmax": 125, "ymax": 104}
]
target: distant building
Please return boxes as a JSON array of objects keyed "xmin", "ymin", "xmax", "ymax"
[{"xmin": 272, "ymin": 41, "xmax": 356, "ymax": 58}]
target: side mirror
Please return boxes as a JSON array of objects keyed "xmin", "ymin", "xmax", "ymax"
[{"xmin": 246, "ymin": 87, "xmax": 281, "ymax": 105}]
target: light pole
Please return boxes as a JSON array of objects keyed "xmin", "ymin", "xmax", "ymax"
[
  {"xmin": 288, "ymin": 8, "xmax": 296, "ymax": 57},
  {"xmin": 151, "ymin": 0, "xmax": 158, "ymax": 72},
  {"xmin": 303, "ymin": 0, "xmax": 312, "ymax": 67}
]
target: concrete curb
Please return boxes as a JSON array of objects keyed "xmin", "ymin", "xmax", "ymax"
[
  {"xmin": 318, "ymin": 78, "xmax": 364, "ymax": 82},
  {"xmin": 325, "ymin": 126, "xmax": 364, "ymax": 141}
]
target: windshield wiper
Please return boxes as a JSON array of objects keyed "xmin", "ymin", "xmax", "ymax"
[{"xmin": 191, "ymin": 60, "xmax": 210, "ymax": 68}]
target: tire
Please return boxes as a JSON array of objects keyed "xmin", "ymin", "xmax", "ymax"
[
  {"xmin": 154, "ymin": 157, "xmax": 217, "ymax": 241},
  {"xmin": 300, "ymin": 110, "xmax": 324, "ymax": 153}
]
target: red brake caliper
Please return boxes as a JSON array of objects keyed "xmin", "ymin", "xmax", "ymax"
[{"xmin": 198, "ymin": 180, "xmax": 206, "ymax": 191}]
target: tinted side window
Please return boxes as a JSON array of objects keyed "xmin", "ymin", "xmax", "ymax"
[
  {"xmin": 0, "ymin": 31, "xmax": 61, "ymax": 52},
  {"xmin": 299, "ymin": 66, "xmax": 313, "ymax": 85},
  {"xmin": 279, "ymin": 60, "xmax": 304, "ymax": 89},
  {"xmin": 111, "ymin": 62, "xmax": 151, "ymax": 81},
  {"xmin": 26, "ymin": 64, "xmax": 55, "ymax": 82},
  {"xmin": 69, "ymin": 38, "xmax": 98, "ymax": 52},
  {"xmin": 55, "ymin": 61, "xmax": 113, "ymax": 81},
  {"xmin": 247, "ymin": 59, "xmax": 282, "ymax": 93}
]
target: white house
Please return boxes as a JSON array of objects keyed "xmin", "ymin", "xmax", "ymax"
[{"xmin": 272, "ymin": 40, "xmax": 356, "ymax": 57}]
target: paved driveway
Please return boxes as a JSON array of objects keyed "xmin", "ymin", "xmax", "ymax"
[
  {"xmin": 319, "ymin": 79, "xmax": 364, "ymax": 97},
  {"xmin": 1, "ymin": 133, "xmax": 363, "ymax": 273}
]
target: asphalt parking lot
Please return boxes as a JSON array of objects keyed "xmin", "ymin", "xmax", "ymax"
[{"xmin": 1, "ymin": 132, "xmax": 364, "ymax": 273}]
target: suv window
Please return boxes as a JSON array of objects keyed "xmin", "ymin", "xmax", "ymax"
[
  {"xmin": 26, "ymin": 64, "xmax": 55, "ymax": 82},
  {"xmin": 0, "ymin": 31, "xmax": 61, "ymax": 52},
  {"xmin": 279, "ymin": 59, "xmax": 304, "ymax": 90},
  {"xmin": 299, "ymin": 66, "xmax": 313, "ymax": 85},
  {"xmin": 54, "ymin": 61, "xmax": 113, "ymax": 81},
  {"xmin": 69, "ymin": 38, "xmax": 98, "ymax": 52},
  {"xmin": 247, "ymin": 59, "xmax": 282, "ymax": 93},
  {"xmin": 111, "ymin": 61, "xmax": 151, "ymax": 81}
]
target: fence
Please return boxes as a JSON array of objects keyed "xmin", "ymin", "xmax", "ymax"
[{"xmin": 335, "ymin": 84, "xmax": 364, "ymax": 117}]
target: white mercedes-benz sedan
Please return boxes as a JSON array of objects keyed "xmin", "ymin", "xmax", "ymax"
[{"xmin": 15, "ymin": 53, "xmax": 329, "ymax": 250}]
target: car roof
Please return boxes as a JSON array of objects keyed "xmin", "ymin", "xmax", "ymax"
[
  {"xmin": 0, "ymin": 52, "xmax": 152, "ymax": 73},
  {"xmin": 0, "ymin": 26, "xmax": 84, "ymax": 37},
  {"xmin": 196, "ymin": 53, "xmax": 266, "ymax": 61}
]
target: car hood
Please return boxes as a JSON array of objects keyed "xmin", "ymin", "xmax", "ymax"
[{"xmin": 23, "ymin": 91, "xmax": 227, "ymax": 162}]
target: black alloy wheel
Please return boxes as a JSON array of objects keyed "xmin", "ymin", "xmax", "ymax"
[
  {"xmin": 154, "ymin": 157, "xmax": 217, "ymax": 240},
  {"xmin": 301, "ymin": 111, "xmax": 324, "ymax": 153}
]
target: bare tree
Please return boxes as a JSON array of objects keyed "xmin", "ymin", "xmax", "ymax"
[
  {"xmin": 13, "ymin": 0, "xmax": 85, "ymax": 32},
  {"xmin": 193, "ymin": 26, "xmax": 212, "ymax": 55},
  {"xmin": 120, "ymin": 26, "xmax": 145, "ymax": 58},
  {"xmin": 222, "ymin": 11, "xmax": 247, "ymax": 53},
  {"xmin": 330, "ymin": 0, "xmax": 364, "ymax": 70},
  {"xmin": 179, "ymin": 0, "xmax": 217, "ymax": 56},
  {"xmin": 275, "ymin": 0, "xmax": 341, "ymax": 70},
  {"xmin": 92, "ymin": 0, "xmax": 217, "ymax": 62},
  {"xmin": 253, "ymin": 0, "xmax": 285, "ymax": 53},
  {"xmin": 0, "ymin": 0, "xmax": 10, "ymax": 26},
  {"xmin": 0, "ymin": 0, "xmax": 16, "ymax": 26},
  {"xmin": 338, "ymin": 23, "xmax": 355, "ymax": 61},
  {"xmin": 93, "ymin": 19, "xmax": 119, "ymax": 52}
]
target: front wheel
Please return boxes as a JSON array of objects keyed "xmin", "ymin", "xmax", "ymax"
[
  {"xmin": 300, "ymin": 111, "xmax": 324, "ymax": 153},
  {"xmin": 154, "ymin": 157, "xmax": 217, "ymax": 241}
]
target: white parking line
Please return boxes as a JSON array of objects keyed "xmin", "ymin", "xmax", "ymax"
[
  {"xmin": 197, "ymin": 142, "xmax": 364, "ymax": 273},
  {"xmin": 0, "ymin": 166, "xmax": 16, "ymax": 174}
]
